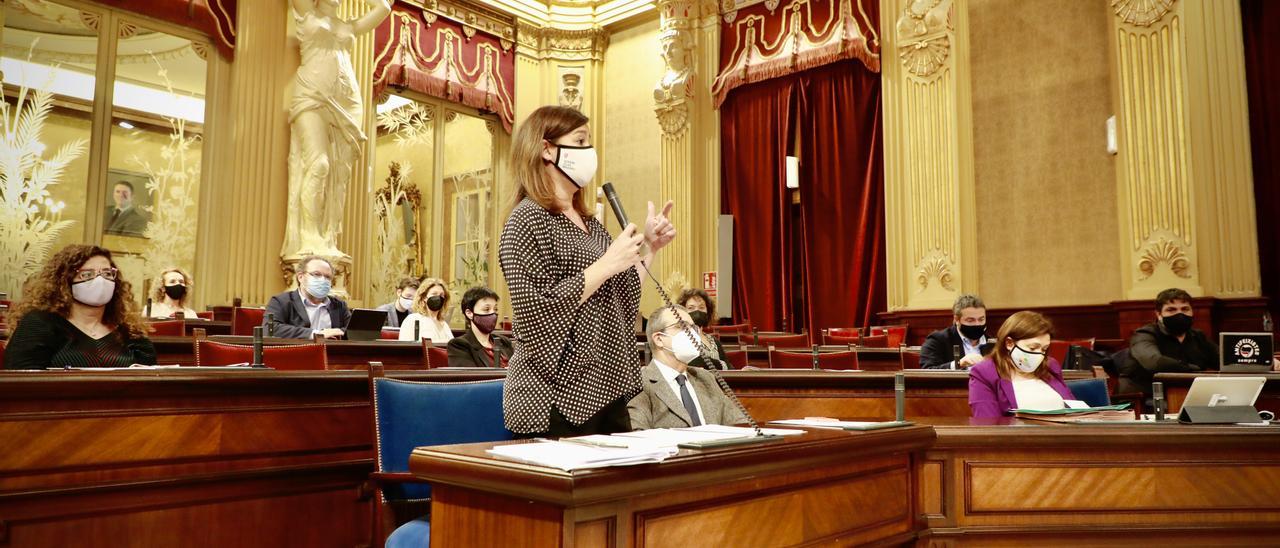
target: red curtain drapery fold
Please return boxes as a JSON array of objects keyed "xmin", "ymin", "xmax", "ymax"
[
  {"xmin": 106, "ymin": 0, "xmax": 237, "ymax": 59},
  {"xmin": 372, "ymin": 5, "xmax": 516, "ymax": 132},
  {"xmin": 719, "ymin": 60, "xmax": 885, "ymax": 333},
  {"xmin": 720, "ymin": 79, "xmax": 796, "ymax": 331},
  {"xmin": 1242, "ymin": 0, "xmax": 1280, "ymax": 326},
  {"xmin": 713, "ymin": 0, "xmax": 880, "ymax": 107},
  {"xmin": 797, "ymin": 61, "xmax": 885, "ymax": 331}
]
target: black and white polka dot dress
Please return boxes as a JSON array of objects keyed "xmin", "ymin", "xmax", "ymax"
[{"xmin": 498, "ymin": 198, "xmax": 642, "ymax": 433}]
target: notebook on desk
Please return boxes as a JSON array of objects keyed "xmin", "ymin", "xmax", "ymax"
[{"xmin": 1219, "ymin": 332, "xmax": 1274, "ymax": 372}]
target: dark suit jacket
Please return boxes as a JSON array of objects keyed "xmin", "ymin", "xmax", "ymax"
[
  {"xmin": 627, "ymin": 363, "xmax": 748, "ymax": 429},
  {"xmin": 103, "ymin": 205, "xmax": 148, "ymax": 236},
  {"xmin": 920, "ymin": 326, "xmax": 966, "ymax": 369},
  {"xmin": 446, "ymin": 330, "xmax": 514, "ymax": 368},
  {"xmin": 263, "ymin": 290, "xmax": 352, "ymax": 339}
]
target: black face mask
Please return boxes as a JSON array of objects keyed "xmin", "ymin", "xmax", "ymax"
[
  {"xmin": 1161, "ymin": 313, "xmax": 1193, "ymax": 336},
  {"xmin": 426, "ymin": 295, "xmax": 444, "ymax": 312},
  {"xmin": 164, "ymin": 284, "xmax": 187, "ymax": 300},
  {"xmin": 958, "ymin": 323, "xmax": 986, "ymax": 340},
  {"xmin": 689, "ymin": 310, "xmax": 710, "ymax": 328}
]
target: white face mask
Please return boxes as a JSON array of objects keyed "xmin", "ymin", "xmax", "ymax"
[
  {"xmin": 661, "ymin": 329, "xmax": 703, "ymax": 364},
  {"xmin": 552, "ymin": 144, "xmax": 597, "ymax": 188},
  {"xmin": 71, "ymin": 276, "xmax": 116, "ymax": 307},
  {"xmin": 398, "ymin": 297, "xmax": 414, "ymax": 310},
  {"xmin": 1010, "ymin": 345, "xmax": 1046, "ymax": 373}
]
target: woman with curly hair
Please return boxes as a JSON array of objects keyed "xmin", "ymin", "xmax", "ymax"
[
  {"xmin": 145, "ymin": 267, "xmax": 198, "ymax": 319},
  {"xmin": 4, "ymin": 245, "xmax": 156, "ymax": 369},
  {"xmin": 676, "ymin": 287, "xmax": 729, "ymax": 369}
]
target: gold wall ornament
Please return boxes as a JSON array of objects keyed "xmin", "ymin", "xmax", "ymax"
[
  {"xmin": 137, "ymin": 54, "xmax": 201, "ymax": 276},
  {"xmin": 895, "ymin": 0, "xmax": 951, "ymax": 80},
  {"xmin": 654, "ymin": 16, "xmax": 695, "ymax": 137},
  {"xmin": 1112, "ymin": 0, "xmax": 1176, "ymax": 27},
  {"xmin": 915, "ymin": 253, "xmax": 955, "ymax": 292},
  {"xmin": 1137, "ymin": 238, "xmax": 1191, "ymax": 280},
  {"xmin": 370, "ymin": 162, "xmax": 424, "ymax": 298},
  {"xmin": 0, "ymin": 79, "xmax": 86, "ymax": 299}
]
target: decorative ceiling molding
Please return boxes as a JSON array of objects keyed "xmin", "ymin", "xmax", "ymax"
[
  {"xmin": 516, "ymin": 24, "xmax": 610, "ymax": 60},
  {"xmin": 403, "ymin": 0, "xmax": 518, "ymax": 42},
  {"xmin": 482, "ymin": 0, "xmax": 658, "ymax": 29}
]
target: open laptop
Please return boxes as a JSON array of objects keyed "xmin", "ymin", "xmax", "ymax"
[
  {"xmin": 1219, "ymin": 332, "xmax": 1274, "ymax": 373},
  {"xmin": 1179, "ymin": 376, "xmax": 1266, "ymax": 411},
  {"xmin": 345, "ymin": 308, "xmax": 388, "ymax": 341}
]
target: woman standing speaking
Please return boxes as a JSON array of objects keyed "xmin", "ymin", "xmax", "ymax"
[{"xmin": 499, "ymin": 106, "xmax": 676, "ymax": 437}]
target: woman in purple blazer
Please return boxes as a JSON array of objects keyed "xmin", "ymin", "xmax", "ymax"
[{"xmin": 969, "ymin": 311, "xmax": 1075, "ymax": 418}]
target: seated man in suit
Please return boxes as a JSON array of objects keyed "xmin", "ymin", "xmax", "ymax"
[
  {"xmin": 264, "ymin": 255, "xmax": 351, "ymax": 339},
  {"xmin": 920, "ymin": 293, "xmax": 989, "ymax": 369},
  {"xmin": 374, "ymin": 276, "xmax": 419, "ymax": 328},
  {"xmin": 447, "ymin": 286, "xmax": 514, "ymax": 368},
  {"xmin": 103, "ymin": 180, "xmax": 149, "ymax": 237},
  {"xmin": 1118, "ymin": 288, "xmax": 1219, "ymax": 396},
  {"xmin": 628, "ymin": 306, "xmax": 747, "ymax": 430}
]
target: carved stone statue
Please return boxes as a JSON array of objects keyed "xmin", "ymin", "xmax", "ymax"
[
  {"xmin": 283, "ymin": 0, "xmax": 390, "ymax": 260},
  {"xmin": 558, "ymin": 72, "xmax": 583, "ymax": 111},
  {"xmin": 653, "ymin": 26, "xmax": 694, "ymax": 105}
]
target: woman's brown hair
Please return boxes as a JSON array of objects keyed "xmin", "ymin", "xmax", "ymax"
[
  {"xmin": 413, "ymin": 278, "xmax": 450, "ymax": 320},
  {"xmin": 7, "ymin": 244, "xmax": 148, "ymax": 339},
  {"xmin": 677, "ymin": 288, "xmax": 716, "ymax": 324},
  {"xmin": 509, "ymin": 105, "xmax": 593, "ymax": 217},
  {"xmin": 991, "ymin": 310, "xmax": 1054, "ymax": 381},
  {"xmin": 150, "ymin": 267, "xmax": 193, "ymax": 306}
]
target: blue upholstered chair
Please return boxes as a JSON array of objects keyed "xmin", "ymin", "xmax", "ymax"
[
  {"xmin": 1066, "ymin": 378, "xmax": 1112, "ymax": 408},
  {"xmin": 368, "ymin": 363, "xmax": 512, "ymax": 548}
]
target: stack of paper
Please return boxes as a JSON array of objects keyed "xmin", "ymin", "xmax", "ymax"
[
  {"xmin": 1014, "ymin": 404, "xmax": 1135, "ymax": 423},
  {"xmin": 770, "ymin": 418, "xmax": 901, "ymax": 430},
  {"xmin": 679, "ymin": 424, "xmax": 806, "ymax": 437},
  {"xmin": 486, "ymin": 441, "xmax": 676, "ymax": 471}
]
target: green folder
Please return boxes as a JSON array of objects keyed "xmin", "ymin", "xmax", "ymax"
[{"xmin": 1012, "ymin": 403, "xmax": 1132, "ymax": 415}]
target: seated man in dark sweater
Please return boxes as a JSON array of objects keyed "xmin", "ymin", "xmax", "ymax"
[{"xmin": 1118, "ymin": 288, "xmax": 1218, "ymax": 396}]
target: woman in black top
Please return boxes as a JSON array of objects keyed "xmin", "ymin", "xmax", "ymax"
[
  {"xmin": 498, "ymin": 106, "xmax": 676, "ymax": 437},
  {"xmin": 4, "ymin": 245, "xmax": 156, "ymax": 369},
  {"xmin": 677, "ymin": 288, "xmax": 730, "ymax": 369},
  {"xmin": 446, "ymin": 287, "xmax": 514, "ymax": 368}
]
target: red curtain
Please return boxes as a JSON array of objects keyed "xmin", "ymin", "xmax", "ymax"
[
  {"xmin": 797, "ymin": 61, "xmax": 885, "ymax": 331},
  {"xmin": 1242, "ymin": 0, "xmax": 1280, "ymax": 326},
  {"xmin": 720, "ymin": 79, "xmax": 797, "ymax": 331},
  {"xmin": 720, "ymin": 60, "xmax": 885, "ymax": 332}
]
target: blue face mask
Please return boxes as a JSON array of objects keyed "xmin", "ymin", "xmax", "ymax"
[{"xmin": 306, "ymin": 275, "xmax": 332, "ymax": 300}]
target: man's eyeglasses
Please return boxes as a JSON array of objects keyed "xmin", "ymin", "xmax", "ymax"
[
  {"xmin": 306, "ymin": 271, "xmax": 335, "ymax": 281},
  {"xmin": 73, "ymin": 268, "xmax": 119, "ymax": 282}
]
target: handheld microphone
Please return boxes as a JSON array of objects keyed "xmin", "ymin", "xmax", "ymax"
[
  {"xmin": 146, "ymin": 298, "xmax": 153, "ymax": 318},
  {"xmin": 251, "ymin": 326, "xmax": 265, "ymax": 367},
  {"xmin": 605, "ymin": 183, "xmax": 765, "ymax": 437},
  {"xmin": 601, "ymin": 182, "xmax": 629, "ymax": 228}
]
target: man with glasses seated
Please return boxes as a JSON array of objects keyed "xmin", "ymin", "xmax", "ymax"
[
  {"xmin": 627, "ymin": 306, "xmax": 747, "ymax": 430},
  {"xmin": 4, "ymin": 244, "xmax": 156, "ymax": 369},
  {"xmin": 264, "ymin": 255, "xmax": 351, "ymax": 339}
]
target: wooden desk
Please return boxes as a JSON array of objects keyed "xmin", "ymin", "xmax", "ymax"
[
  {"xmin": 919, "ymin": 417, "xmax": 1280, "ymax": 546},
  {"xmin": 731, "ymin": 345, "xmax": 908, "ymax": 370},
  {"xmin": 725, "ymin": 370, "xmax": 1092, "ymax": 422},
  {"xmin": 1156, "ymin": 372, "xmax": 1280, "ymax": 414},
  {"xmin": 0, "ymin": 369, "xmax": 493, "ymax": 548},
  {"xmin": 408, "ymin": 426, "xmax": 935, "ymax": 547}
]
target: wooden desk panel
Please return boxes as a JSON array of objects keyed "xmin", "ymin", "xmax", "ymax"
[
  {"xmin": 1156, "ymin": 372, "xmax": 1280, "ymax": 414},
  {"xmin": 0, "ymin": 369, "xmax": 492, "ymax": 548},
  {"xmin": 917, "ymin": 417, "xmax": 1280, "ymax": 546},
  {"xmin": 724, "ymin": 370, "xmax": 1090, "ymax": 422},
  {"xmin": 410, "ymin": 426, "xmax": 935, "ymax": 547}
]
